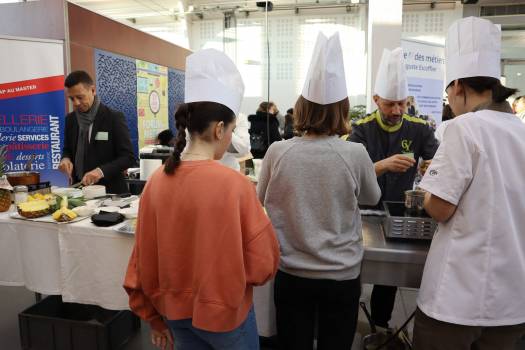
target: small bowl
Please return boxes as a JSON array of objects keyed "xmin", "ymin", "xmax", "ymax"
[
  {"xmin": 52, "ymin": 187, "xmax": 70, "ymax": 197},
  {"xmin": 82, "ymin": 185, "xmax": 106, "ymax": 199},
  {"xmin": 119, "ymin": 207, "xmax": 138, "ymax": 219},
  {"xmin": 72, "ymin": 206, "xmax": 95, "ymax": 217},
  {"xmin": 52, "ymin": 187, "xmax": 83, "ymax": 198},
  {"xmin": 68, "ymin": 188, "xmax": 83, "ymax": 198},
  {"xmin": 85, "ymin": 199, "xmax": 100, "ymax": 208}
]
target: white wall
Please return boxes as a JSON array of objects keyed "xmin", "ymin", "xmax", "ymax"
[
  {"xmin": 0, "ymin": 0, "xmax": 66, "ymax": 40},
  {"xmin": 401, "ymin": 5, "xmax": 464, "ymax": 46}
]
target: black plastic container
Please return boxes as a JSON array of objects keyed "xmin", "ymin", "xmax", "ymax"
[{"xmin": 19, "ymin": 296, "xmax": 140, "ymax": 350}]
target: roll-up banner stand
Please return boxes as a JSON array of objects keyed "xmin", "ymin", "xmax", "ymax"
[{"xmin": 0, "ymin": 36, "xmax": 67, "ymax": 186}]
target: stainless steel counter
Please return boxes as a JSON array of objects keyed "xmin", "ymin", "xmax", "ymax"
[{"xmin": 361, "ymin": 216, "xmax": 431, "ymax": 288}]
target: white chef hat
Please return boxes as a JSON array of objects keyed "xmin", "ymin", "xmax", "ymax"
[
  {"xmin": 374, "ymin": 47, "xmax": 409, "ymax": 101},
  {"xmin": 445, "ymin": 17, "xmax": 501, "ymax": 88},
  {"xmin": 301, "ymin": 32, "xmax": 348, "ymax": 105},
  {"xmin": 184, "ymin": 49, "xmax": 245, "ymax": 116}
]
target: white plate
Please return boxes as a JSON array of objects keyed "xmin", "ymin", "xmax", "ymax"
[
  {"xmin": 119, "ymin": 208, "xmax": 138, "ymax": 219},
  {"xmin": 113, "ymin": 219, "xmax": 136, "ymax": 235},
  {"xmin": 9, "ymin": 212, "xmax": 89, "ymax": 224},
  {"xmin": 94, "ymin": 206, "xmax": 121, "ymax": 214},
  {"xmin": 101, "ymin": 195, "xmax": 138, "ymax": 208}
]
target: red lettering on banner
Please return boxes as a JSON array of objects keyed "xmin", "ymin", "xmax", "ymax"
[
  {"xmin": 0, "ymin": 114, "xmax": 48, "ymax": 126},
  {"xmin": 0, "ymin": 75, "xmax": 64, "ymax": 100},
  {"xmin": 7, "ymin": 144, "xmax": 49, "ymax": 151}
]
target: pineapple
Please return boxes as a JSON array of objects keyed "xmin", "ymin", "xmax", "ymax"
[
  {"xmin": 0, "ymin": 146, "xmax": 11, "ymax": 212},
  {"xmin": 18, "ymin": 200, "xmax": 51, "ymax": 218},
  {"xmin": 52, "ymin": 196, "xmax": 77, "ymax": 222}
]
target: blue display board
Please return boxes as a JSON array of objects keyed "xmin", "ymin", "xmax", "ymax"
[{"xmin": 95, "ymin": 49, "xmax": 185, "ymax": 156}]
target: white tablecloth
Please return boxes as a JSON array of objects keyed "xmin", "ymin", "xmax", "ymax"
[
  {"xmin": 0, "ymin": 208, "xmax": 133, "ymax": 310},
  {"xmin": 0, "ymin": 210, "xmax": 62, "ymax": 294},
  {"xmin": 0, "ymin": 208, "xmax": 276, "ymax": 335},
  {"xmin": 253, "ymin": 281, "xmax": 276, "ymax": 337},
  {"xmin": 0, "ymin": 214, "xmax": 24, "ymax": 286},
  {"xmin": 59, "ymin": 218, "xmax": 134, "ymax": 309}
]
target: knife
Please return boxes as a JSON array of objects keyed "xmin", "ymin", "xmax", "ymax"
[{"xmin": 70, "ymin": 181, "xmax": 83, "ymax": 189}]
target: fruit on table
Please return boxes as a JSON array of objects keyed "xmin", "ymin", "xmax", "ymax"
[
  {"xmin": 52, "ymin": 196, "xmax": 78, "ymax": 222},
  {"xmin": 27, "ymin": 193, "xmax": 56, "ymax": 203},
  {"xmin": 18, "ymin": 200, "xmax": 51, "ymax": 218},
  {"xmin": 26, "ymin": 193, "xmax": 58, "ymax": 210},
  {"xmin": 0, "ymin": 188, "xmax": 10, "ymax": 213},
  {"xmin": 28, "ymin": 193, "xmax": 46, "ymax": 201},
  {"xmin": 44, "ymin": 194, "xmax": 57, "ymax": 206}
]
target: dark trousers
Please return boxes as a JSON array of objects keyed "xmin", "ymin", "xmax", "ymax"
[
  {"xmin": 274, "ymin": 270, "xmax": 361, "ymax": 350},
  {"xmin": 370, "ymin": 284, "xmax": 397, "ymax": 328},
  {"xmin": 413, "ymin": 307, "xmax": 525, "ymax": 350}
]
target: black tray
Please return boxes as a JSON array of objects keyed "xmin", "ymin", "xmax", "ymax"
[
  {"xmin": 19, "ymin": 296, "xmax": 140, "ymax": 350},
  {"xmin": 382, "ymin": 201, "xmax": 437, "ymax": 240}
]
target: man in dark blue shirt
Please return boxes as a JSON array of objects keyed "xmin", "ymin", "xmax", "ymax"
[{"xmin": 349, "ymin": 48, "xmax": 438, "ymax": 330}]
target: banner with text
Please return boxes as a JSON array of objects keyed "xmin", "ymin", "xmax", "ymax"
[
  {"xmin": 0, "ymin": 36, "xmax": 66, "ymax": 186},
  {"xmin": 401, "ymin": 39, "xmax": 445, "ymax": 125}
]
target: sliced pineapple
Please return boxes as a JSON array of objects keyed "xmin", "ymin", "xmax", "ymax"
[
  {"xmin": 52, "ymin": 196, "xmax": 77, "ymax": 222},
  {"xmin": 33, "ymin": 193, "xmax": 45, "ymax": 200},
  {"xmin": 44, "ymin": 194, "xmax": 57, "ymax": 206},
  {"xmin": 18, "ymin": 200, "xmax": 51, "ymax": 218}
]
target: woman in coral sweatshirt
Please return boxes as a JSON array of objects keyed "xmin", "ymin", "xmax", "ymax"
[{"xmin": 124, "ymin": 48, "xmax": 280, "ymax": 350}]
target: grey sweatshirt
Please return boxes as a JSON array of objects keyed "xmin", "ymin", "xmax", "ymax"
[{"xmin": 257, "ymin": 136, "xmax": 381, "ymax": 280}]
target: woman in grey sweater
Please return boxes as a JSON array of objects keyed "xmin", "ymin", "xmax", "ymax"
[{"xmin": 257, "ymin": 32, "xmax": 380, "ymax": 349}]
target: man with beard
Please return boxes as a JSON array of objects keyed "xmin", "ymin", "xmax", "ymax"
[{"xmin": 349, "ymin": 47, "xmax": 438, "ymax": 331}]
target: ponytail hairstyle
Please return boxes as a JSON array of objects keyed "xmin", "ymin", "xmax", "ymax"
[
  {"xmin": 455, "ymin": 77, "xmax": 519, "ymax": 104},
  {"xmin": 164, "ymin": 102, "xmax": 235, "ymax": 175}
]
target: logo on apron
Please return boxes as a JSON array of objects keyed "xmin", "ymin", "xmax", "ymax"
[{"xmin": 401, "ymin": 139, "xmax": 413, "ymax": 153}]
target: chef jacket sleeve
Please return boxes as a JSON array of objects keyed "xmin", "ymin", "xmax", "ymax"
[
  {"xmin": 230, "ymin": 113, "xmax": 251, "ymax": 156},
  {"xmin": 419, "ymin": 121, "xmax": 477, "ymax": 206}
]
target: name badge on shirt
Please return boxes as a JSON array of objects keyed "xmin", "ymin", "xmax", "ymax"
[{"xmin": 95, "ymin": 132, "xmax": 109, "ymax": 141}]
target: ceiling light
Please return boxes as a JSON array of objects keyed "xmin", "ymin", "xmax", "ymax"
[{"xmin": 350, "ymin": 0, "xmax": 359, "ymax": 4}]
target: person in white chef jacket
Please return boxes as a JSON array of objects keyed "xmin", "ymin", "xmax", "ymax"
[
  {"xmin": 413, "ymin": 17, "xmax": 525, "ymax": 349},
  {"xmin": 219, "ymin": 112, "xmax": 251, "ymax": 170}
]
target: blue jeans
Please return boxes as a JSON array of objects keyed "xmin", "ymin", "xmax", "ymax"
[{"xmin": 167, "ymin": 306, "xmax": 260, "ymax": 350}]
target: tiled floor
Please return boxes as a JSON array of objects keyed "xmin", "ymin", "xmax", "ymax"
[{"xmin": 1, "ymin": 285, "xmax": 524, "ymax": 350}]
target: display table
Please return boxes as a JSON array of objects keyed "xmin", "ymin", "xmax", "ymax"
[
  {"xmin": 0, "ymin": 208, "xmax": 133, "ymax": 310},
  {"xmin": 0, "ymin": 210, "xmax": 430, "ymax": 336},
  {"xmin": 253, "ymin": 216, "xmax": 431, "ymax": 336}
]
